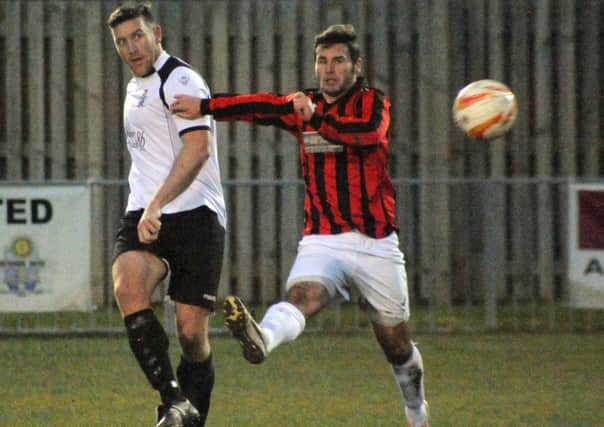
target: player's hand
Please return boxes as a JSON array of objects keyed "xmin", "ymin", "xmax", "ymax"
[
  {"xmin": 170, "ymin": 94, "xmax": 202, "ymax": 119},
  {"xmin": 292, "ymin": 92, "xmax": 315, "ymax": 122},
  {"xmin": 137, "ymin": 204, "xmax": 162, "ymax": 243}
]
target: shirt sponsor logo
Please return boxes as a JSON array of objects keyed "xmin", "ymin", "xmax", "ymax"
[
  {"xmin": 130, "ymin": 89, "xmax": 148, "ymax": 107},
  {"xmin": 303, "ymin": 131, "xmax": 343, "ymax": 153},
  {"xmin": 126, "ymin": 129, "xmax": 146, "ymax": 151}
]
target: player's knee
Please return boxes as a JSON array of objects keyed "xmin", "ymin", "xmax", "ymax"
[
  {"xmin": 176, "ymin": 305, "xmax": 210, "ymax": 338},
  {"xmin": 114, "ymin": 279, "xmax": 153, "ymax": 315},
  {"xmin": 384, "ymin": 339, "xmax": 414, "ymax": 365},
  {"xmin": 372, "ymin": 317, "xmax": 415, "ymax": 365},
  {"xmin": 177, "ymin": 321, "xmax": 209, "ymax": 359},
  {"xmin": 177, "ymin": 320, "xmax": 200, "ymax": 343},
  {"xmin": 178, "ymin": 332, "xmax": 197, "ymax": 355},
  {"xmin": 286, "ymin": 282, "xmax": 329, "ymax": 309},
  {"xmin": 375, "ymin": 324, "xmax": 414, "ymax": 365}
]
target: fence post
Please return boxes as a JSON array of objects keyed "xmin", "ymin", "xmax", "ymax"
[{"xmin": 483, "ymin": 180, "xmax": 500, "ymax": 330}]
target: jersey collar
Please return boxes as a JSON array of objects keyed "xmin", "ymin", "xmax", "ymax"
[
  {"xmin": 135, "ymin": 50, "xmax": 169, "ymax": 80},
  {"xmin": 153, "ymin": 50, "xmax": 170, "ymax": 72},
  {"xmin": 320, "ymin": 76, "xmax": 365, "ymax": 108}
]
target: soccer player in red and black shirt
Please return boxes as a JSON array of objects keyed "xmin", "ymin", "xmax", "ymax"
[{"xmin": 171, "ymin": 24, "xmax": 429, "ymax": 427}]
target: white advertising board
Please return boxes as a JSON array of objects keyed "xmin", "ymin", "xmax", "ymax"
[
  {"xmin": 0, "ymin": 185, "xmax": 91, "ymax": 312},
  {"xmin": 568, "ymin": 184, "xmax": 604, "ymax": 309}
]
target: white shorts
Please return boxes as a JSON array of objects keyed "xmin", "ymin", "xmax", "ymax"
[{"xmin": 286, "ymin": 231, "xmax": 410, "ymax": 325}]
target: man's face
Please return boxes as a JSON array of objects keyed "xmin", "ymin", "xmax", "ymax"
[
  {"xmin": 314, "ymin": 43, "xmax": 361, "ymax": 101},
  {"xmin": 111, "ymin": 17, "xmax": 162, "ymax": 77}
]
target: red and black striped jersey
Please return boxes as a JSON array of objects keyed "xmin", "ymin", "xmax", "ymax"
[{"xmin": 202, "ymin": 78, "xmax": 397, "ymax": 238}]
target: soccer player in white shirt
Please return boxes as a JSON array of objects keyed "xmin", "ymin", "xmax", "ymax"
[{"xmin": 108, "ymin": 3, "xmax": 226, "ymax": 426}]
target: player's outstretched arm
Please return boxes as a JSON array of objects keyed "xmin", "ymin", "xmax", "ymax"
[{"xmin": 172, "ymin": 92, "xmax": 301, "ymax": 132}]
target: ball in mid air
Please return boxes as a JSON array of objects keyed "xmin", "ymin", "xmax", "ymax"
[{"xmin": 452, "ymin": 79, "xmax": 517, "ymax": 140}]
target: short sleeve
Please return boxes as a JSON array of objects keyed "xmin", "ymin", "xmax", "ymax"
[{"xmin": 163, "ymin": 67, "xmax": 213, "ymax": 136}]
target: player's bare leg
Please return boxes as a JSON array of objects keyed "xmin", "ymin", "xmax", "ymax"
[
  {"xmin": 372, "ymin": 320, "xmax": 428, "ymax": 427},
  {"xmin": 174, "ymin": 303, "xmax": 214, "ymax": 426},
  {"xmin": 113, "ymin": 251, "xmax": 200, "ymax": 427}
]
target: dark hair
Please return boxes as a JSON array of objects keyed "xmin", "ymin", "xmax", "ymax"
[
  {"xmin": 314, "ymin": 24, "xmax": 361, "ymax": 63},
  {"xmin": 107, "ymin": 2, "xmax": 155, "ymax": 28}
]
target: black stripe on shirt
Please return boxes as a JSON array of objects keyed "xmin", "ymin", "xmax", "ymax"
[
  {"xmin": 157, "ymin": 56, "xmax": 190, "ymax": 109},
  {"xmin": 335, "ymin": 150, "xmax": 353, "ymax": 228},
  {"xmin": 213, "ymin": 102, "xmax": 292, "ymax": 119},
  {"xmin": 358, "ymin": 155, "xmax": 375, "ymax": 237},
  {"xmin": 323, "ymin": 91, "xmax": 385, "ymax": 135},
  {"xmin": 313, "ymin": 154, "xmax": 341, "ymax": 234},
  {"xmin": 380, "ymin": 191, "xmax": 397, "ymax": 235},
  {"xmin": 305, "ymin": 185, "xmax": 321, "ymax": 234}
]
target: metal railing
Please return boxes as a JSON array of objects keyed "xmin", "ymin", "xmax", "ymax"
[{"xmin": 1, "ymin": 177, "xmax": 603, "ymax": 335}]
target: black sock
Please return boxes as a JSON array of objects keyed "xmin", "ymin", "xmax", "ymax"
[
  {"xmin": 177, "ymin": 354, "xmax": 215, "ymax": 424},
  {"xmin": 124, "ymin": 309, "xmax": 185, "ymax": 406}
]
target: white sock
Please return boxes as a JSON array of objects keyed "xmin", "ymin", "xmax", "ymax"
[
  {"xmin": 391, "ymin": 344, "xmax": 425, "ymax": 410},
  {"xmin": 259, "ymin": 302, "xmax": 306, "ymax": 353}
]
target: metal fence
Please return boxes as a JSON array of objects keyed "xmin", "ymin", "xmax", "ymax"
[
  {"xmin": 2, "ymin": 0, "xmax": 603, "ymax": 334},
  {"xmin": 1, "ymin": 177, "xmax": 603, "ymax": 336}
]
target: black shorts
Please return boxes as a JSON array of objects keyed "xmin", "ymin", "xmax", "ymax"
[{"xmin": 112, "ymin": 205, "xmax": 225, "ymax": 310}]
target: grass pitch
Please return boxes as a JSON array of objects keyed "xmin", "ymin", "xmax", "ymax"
[{"xmin": 2, "ymin": 331, "xmax": 603, "ymax": 426}]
